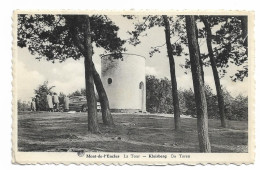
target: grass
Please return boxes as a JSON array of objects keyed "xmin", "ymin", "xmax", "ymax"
[{"xmin": 18, "ymin": 111, "xmax": 248, "ymax": 153}]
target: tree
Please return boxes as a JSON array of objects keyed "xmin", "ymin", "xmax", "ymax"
[
  {"xmin": 240, "ymin": 16, "xmax": 248, "ymax": 47},
  {"xmin": 181, "ymin": 15, "xmax": 248, "ymax": 126},
  {"xmin": 69, "ymin": 88, "xmax": 99, "ymax": 101},
  {"xmin": 201, "ymin": 16, "xmax": 226, "ymax": 127},
  {"xmin": 209, "ymin": 16, "xmax": 248, "ymax": 81},
  {"xmin": 198, "ymin": 15, "xmax": 248, "ymax": 126},
  {"xmin": 81, "ymin": 16, "xmax": 99, "ymax": 133},
  {"xmin": 181, "ymin": 15, "xmax": 248, "ymax": 82},
  {"xmin": 34, "ymin": 81, "xmax": 55, "ymax": 111},
  {"xmin": 65, "ymin": 15, "xmax": 120, "ymax": 128},
  {"xmin": 17, "ymin": 100, "xmax": 31, "ymax": 111},
  {"xmin": 229, "ymin": 94, "xmax": 248, "ymax": 121},
  {"xmin": 58, "ymin": 92, "xmax": 66, "ymax": 106},
  {"xmin": 18, "ymin": 14, "xmax": 125, "ymax": 132},
  {"xmin": 69, "ymin": 90, "xmax": 82, "ymax": 97},
  {"xmin": 146, "ymin": 75, "xmax": 173, "ymax": 114},
  {"xmin": 146, "ymin": 75, "xmax": 161, "ymax": 113},
  {"xmin": 125, "ymin": 15, "xmax": 183, "ymax": 130},
  {"xmin": 185, "ymin": 15, "xmax": 211, "ymax": 152},
  {"xmin": 162, "ymin": 15, "xmax": 181, "ymax": 129},
  {"xmin": 92, "ymin": 64, "xmax": 113, "ymax": 124}
]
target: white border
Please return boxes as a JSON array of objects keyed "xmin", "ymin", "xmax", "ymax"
[
  {"xmin": 12, "ymin": 10, "xmax": 255, "ymax": 165},
  {"xmin": 1, "ymin": 0, "xmax": 259, "ymax": 169}
]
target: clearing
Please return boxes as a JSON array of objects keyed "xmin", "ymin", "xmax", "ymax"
[{"xmin": 18, "ymin": 111, "xmax": 248, "ymax": 152}]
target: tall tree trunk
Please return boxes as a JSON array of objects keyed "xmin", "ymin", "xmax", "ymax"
[
  {"xmin": 201, "ymin": 17, "xmax": 226, "ymax": 128},
  {"xmin": 199, "ymin": 54, "xmax": 205, "ymax": 84},
  {"xmin": 83, "ymin": 16, "xmax": 100, "ymax": 133},
  {"xmin": 195, "ymin": 23, "xmax": 205, "ymax": 83},
  {"xmin": 68, "ymin": 16, "xmax": 114, "ymax": 127},
  {"xmin": 91, "ymin": 62, "xmax": 114, "ymax": 125},
  {"xmin": 162, "ymin": 15, "xmax": 181, "ymax": 130},
  {"xmin": 240, "ymin": 16, "xmax": 248, "ymax": 56},
  {"xmin": 240, "ymin": 16, "xmax": 248, "ymax": 47},
  {"xmin": 66, "ymin": 15, "xmax": 99, "ymax": 133},
  {"xmin": 185, "ymin": 15, "xmax": 211, "ymax": 152}
]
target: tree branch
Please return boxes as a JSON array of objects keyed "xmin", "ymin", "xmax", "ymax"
[
  {"xmin": 69, "ymin": 26, "xmax": 86, "ymax": 54},
  {"xmin": 152, "ymin": 43, "xmax": 166, "ymax": 49}
]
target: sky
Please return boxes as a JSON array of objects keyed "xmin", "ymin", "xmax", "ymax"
[{"xmin": 16, "ymin": 15, "xmax": 249, "ymax": 102}]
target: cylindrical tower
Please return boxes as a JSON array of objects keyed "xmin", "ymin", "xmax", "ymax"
[{"xmin": 101, "ymin": 53, "xmax": 146, "ymax": 112}]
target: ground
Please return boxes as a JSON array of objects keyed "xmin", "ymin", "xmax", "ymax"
[{"xmin": 18, "ymin": 111, "xmax": 248, "ymax": 153}]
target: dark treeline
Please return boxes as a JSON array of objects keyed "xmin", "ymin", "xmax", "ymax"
[{"xmin": 146, "ymin": 75, "xmax": 248, "ymax": 121}]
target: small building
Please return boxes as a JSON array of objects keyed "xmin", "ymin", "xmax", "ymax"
[{"xmin": 101, "ymin": 53, "xmax": 146, "ymax": 112}]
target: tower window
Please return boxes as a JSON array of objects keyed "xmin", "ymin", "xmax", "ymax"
[
  {"xmin": 139, "ymin": 81, "xmax": 144, "ymax": 89},
  {"xmin": 108, "ymin": 78, "xmax": 112, "ymax": 84}
]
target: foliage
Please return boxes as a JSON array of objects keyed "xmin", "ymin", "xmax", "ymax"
[
  {"xmin": 181, "ymin": 85, "xmax": 247, "ymax": 120},
  {"xmin": 126, "ymin": 15, "xmax": 248, "ymax": 82},
  {"xmin": 17, "ymin": 14, "xmax": 125, "ymax": 130},
  {"xmin": 212, "ymin": 16, "xmax": 248, "ymax": 81},
  {"xmin": 146, "ymin": 75, "xmax": 248, "ymax": 121},
  {"xmin": 124, "ymin": 15, "xmax": 187, "ymax": 58},
  {"xmin": 146, "ymin": 75, "xmax": 173, "ymax": 113},
  {"xmin": 182, "ymin": 88, "xmax": 196, "ymax": 117},
  {"xmin": 225, "ymin": 94, "xmax": 248, "ymax": 121},
  {"xmin": 34, "ymin": 81, "xmax": 55, "ymax": 111},
  {"xmin": 69, "ymin": 88, "xmax": 99, "ymax": 101},
  {"xmin": 17, "ymin": 100, "xmax": 31, "ymax": 111},
  {"xmin": 69, "ymin": 90, "xmax": 83, "ymax": 97},
  {"xmin": 182, "ymin": 15, "xmax": 248, "ymax": 81},
  {"xmin": 58, "ymin": 92, "xmax": 66, "ymax": 106},
  {"xmin": 18, "ymin": 14, "xmax": 126, "ymax": 62}
]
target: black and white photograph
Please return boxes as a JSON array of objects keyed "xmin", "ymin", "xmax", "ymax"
[{"xmin": 12, "ymin": 11, "xmax": 254, "ymax": 164}]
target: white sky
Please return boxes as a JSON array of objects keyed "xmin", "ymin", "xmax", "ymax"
[{"xmin": 16, "ymin": 15, "xmax": 248, "ymax": 101}]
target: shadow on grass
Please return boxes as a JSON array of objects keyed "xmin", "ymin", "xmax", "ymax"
[{"xmin": 18, "ymin": 111, "xmax": 248, "ymax": 153}]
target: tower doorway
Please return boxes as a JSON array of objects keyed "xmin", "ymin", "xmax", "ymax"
[{"xmin": 139, "ymin": 81, "xmax": 145, "ymax": 112}]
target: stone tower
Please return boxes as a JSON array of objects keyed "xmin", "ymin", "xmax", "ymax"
[{"xmin": 101, "ymin": 53, "xmax": 146, "ymax": 112}]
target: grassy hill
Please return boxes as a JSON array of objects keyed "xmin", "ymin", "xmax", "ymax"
[{"xmin": 18, "ymin": 111, "xmax": 248, "ymax": 152}]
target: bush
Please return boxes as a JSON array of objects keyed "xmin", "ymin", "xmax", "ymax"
[
  {"xmin": 17, "ymin": 100, "xmax": 31, "ymax": 111},
  {"xmin": 146, "ymin": 75, "xmax": 173, "ymax": 114},
  {"xmin": 226, "ymin": 95, "xmax": 248, "ymax": 120},
  {"xmin": 146, "ymin": 75, "xmax": 248, "ymax": 120}
]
